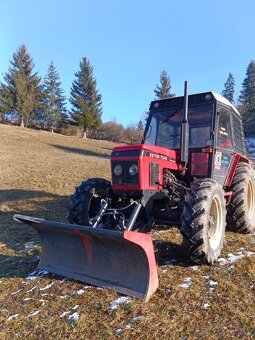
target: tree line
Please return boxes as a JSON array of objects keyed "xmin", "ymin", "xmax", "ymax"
[
  {"xmin": 0, "ymin": 45, "xmax": 144, "ymax": 143},
  {"xmin": 0, "ymin": 44, "xmax": 255, "ymax": 142}
]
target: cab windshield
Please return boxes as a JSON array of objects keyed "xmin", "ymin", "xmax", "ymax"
[{"xmin": 143, "ymin": 104, "xmax": 213, "ymax": 149}]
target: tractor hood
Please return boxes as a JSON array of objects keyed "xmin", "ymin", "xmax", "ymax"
[{"xmin": 111, "ymin": 143, "xmax": 180, "ymax": 163}]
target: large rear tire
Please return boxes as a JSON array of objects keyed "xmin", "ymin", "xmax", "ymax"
[
  {"xmin": 180, "ymin": 179, "xmax": 226, "ymax": 264},
  {"xmin": 227, "ymin": 163, "xmax": 255, "ymax": 233},
  {"xmin": 68, "ymin": 178, "xmax": 111, "ymax": 226}
]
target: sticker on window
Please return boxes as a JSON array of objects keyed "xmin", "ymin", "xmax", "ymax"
[{"xmin": 215, "ymin": 151, "xmax": 222, "ymax": 170}]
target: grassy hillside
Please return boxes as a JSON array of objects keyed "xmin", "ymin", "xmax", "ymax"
[{"xmin": 0, "ymin": 124, "xmax": 254, "ymax": 339}]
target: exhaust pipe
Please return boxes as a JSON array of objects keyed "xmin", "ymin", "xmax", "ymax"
[{"xmin": 181, "ymin": 80, "xmax": 189, "ymax": 170}]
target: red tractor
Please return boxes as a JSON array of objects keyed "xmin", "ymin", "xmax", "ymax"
[{"xmin": 15, "ymin": 82, "xmax": 255, "ymax": 301}]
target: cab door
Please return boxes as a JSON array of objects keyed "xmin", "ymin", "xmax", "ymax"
[{"xmin": 212, "ymin": 106, "xmax": 234, "ymax": 184}]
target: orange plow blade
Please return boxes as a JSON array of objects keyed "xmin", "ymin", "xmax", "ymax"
[{"xmin": 13, "ymin": 214, "xmax": 158, "ymax": 301}]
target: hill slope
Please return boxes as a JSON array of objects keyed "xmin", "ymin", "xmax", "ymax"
[{"xmin": 0, "ymin": 125, "xmax": 254, "ymax": 339}]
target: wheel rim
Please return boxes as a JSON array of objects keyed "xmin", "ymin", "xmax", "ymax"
[
  {"xmin": 247, "ymin": 178, "xmax": 255, "ymax": 219},
  {"xmin": 208, "ymin": 195, "xmax": 223, "ymax": 250}
]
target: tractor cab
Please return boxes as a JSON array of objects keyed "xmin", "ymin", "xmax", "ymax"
[{"xmin": 144, "ymin": 92, "xmax": 247, "ymax": 185}]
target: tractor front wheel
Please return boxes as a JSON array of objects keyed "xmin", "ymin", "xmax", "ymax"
[
  {"xmin": 68, "ymin": 178, "xmax": 111, "ymax": 226},
  {"xmin": 180, "ymin": 179, "xmax": 226, "ymax": 264},
  {"xmin": 227, "ymin": 163, "xmax": 255, "ymax": 233}
]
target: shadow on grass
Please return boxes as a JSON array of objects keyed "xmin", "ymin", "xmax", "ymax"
[
  {"xmin": 0, "ymin": 189, "xmax": 69, "ymax": 278},
  {"xmin": 0, "ymin": 188, "xmax": 192, "ymax": 279},
  {"xmin": 154, "ymin": 240, "xmax": 195, "ymax": 267},
  {"xmin": 50, "ymin": 144, "xmax": 110, "ymax": 159}
]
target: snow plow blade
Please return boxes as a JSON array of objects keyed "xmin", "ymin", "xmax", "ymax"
[{"xmin": 13, "ymin": 214, "xmax": 158, "ymax": 301}]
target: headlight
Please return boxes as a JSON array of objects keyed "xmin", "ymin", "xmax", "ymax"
[
  {"xmin": 113, "ymin": 164, "xmax": 123, "ymax": 176},
  {"xmin": 129, "ymin": 163, "xmax": 138, "ymax": 176}
]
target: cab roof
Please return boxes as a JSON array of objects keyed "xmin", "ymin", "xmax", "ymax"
[{"xmin": 150, "ymin": 91, "xmax": 241, "ymax": 117}]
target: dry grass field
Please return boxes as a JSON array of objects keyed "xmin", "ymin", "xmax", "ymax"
[{"xmin": 0, "ymin": 124, "xmax": 255, "ymax": 339}]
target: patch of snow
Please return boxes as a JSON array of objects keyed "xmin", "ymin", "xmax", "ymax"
[
  {"xmin": 217, "ymin": 257, "xmax": 228, "ymax": 266},
  {"xmin": 212, "ymin": 92, "xmax": 240, "ymax": 115},
  {"xmin": 23, "ymin": 297, "xmax": 32, "ymax": 301},
  {"xmin": 125, "ymin": 315, "xmax": 142, "ymax": 329},
  {"xmin": 84, "ymin": 285, "xmax": 92, "ymax": 289},
  {"xmin": 227, "ymin": 265, "xmax": 234, "ymax": 272},
  {"xmin": 60, "ymin": 278, "xmax": 67, "ymax": 283},
  {"xmin": 246, "ymin": 251, "xmax": 255, "ymax": 256},
  {"xmin": 131, "ymin": 316, "xmax": 142, "ymax": 323},
  {"xmin": 71, "ymin": 305, "xmax": 79, "ymax": 312},
  {"xmin": 189, "ymin": 265, "xmax": 198, "ymax": 271},
  {"xmin": 27, "ymin": 286, "xmax": 37, "ymax": 293},
  {"xmin": 227, "ymin": 253, "xmax": 244, "ymax": 263},
  {"xmin": 7, "ymin": 314, "xmax": 19, "ymax": 321},
  {"xmin": 27, "ymin": 310, "xmax": 41, "ymax": 317},
  {"xmin": 60, "ymin": 311, "xmax": 70, "ymax": 318},
  {"xmin": 162, "ymin": 266, "xmax": 168, "ymax": 273},
  {"xmin": 60, "ymin": 295, "xmax": 69, "ymax": 299},
  {"xmin": 11, "ymin": 289, "xmax": 23, "ymax": 295},
  {"xmin": 68, "ymin": 312, "xmax": 79, "ymax": 323},
  {"xmin": 178, "ymin": 277, "xmax": 192, "ymax": 289},
  {"xmin": 108, "ymin": 297, "xmax": 131, "ymax": 310},
  {"xmin": 203, "ymin": 275, "xmax": 210, "ymax": 279},
  {"xmin": 209, "ymin": 280, "xmax": 218, "ymax": 286},
  {"xmin": 39, "ymin": 299, "xmax": 47, "ymax": 302},
  {"xmin": 76, "ymin": 289, "xmax": 85, "ymax": 295},
  {"xmin": 246, "ymin": 138, "xmax": 255, "ymax": 162},
  {"xmin": 39, "ymin": 282, "xmax": 54, "ymax": 291},
  {"xmin": 26, "ymin": 270, "xmax": 49, "ymax": 280},
  {"xmin": 115, "ymin": 328, "xmax": 122, "ymax": 335},
  {"xmin": 202, "ymin": 303, "xmax": 210, "ymax": 309}
]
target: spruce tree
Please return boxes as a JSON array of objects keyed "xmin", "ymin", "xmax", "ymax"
[
  {"xmin": 70, "ymin": 57, "xmax": 102, "ymax": 138},
  {"xmin": 221, "ymin": 72, "xmax": 235, "ymax": 104},
  {"xmin": 42, "ymin": 62, "xmax": 67, "ymax": 132},
  {"xmin": 239, "ymin": 60, "xmax": 255, "ymax": 136},
  {"xmin": 137, "ymin": 120, "xmax": 144, "ymax": 131},
  {"xmin": 0, "ymin": 45, "xmax": 42, "ymax": 127},
  {"xmin": 154, "ymin": 70, "xmax": 175, "ymax": 99}
]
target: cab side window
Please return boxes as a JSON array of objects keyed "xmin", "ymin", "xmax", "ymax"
[{"xmin": 217, "ymin": 108, "xmax": 233, "ymax": 150}]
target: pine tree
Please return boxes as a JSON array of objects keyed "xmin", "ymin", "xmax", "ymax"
[
  {"xmin": 221, "ymin": 72, "xmax": 235, "ymax": 104},
  {"xmin": 154, "ymin": 70, "xmax": 175, "ymax": 99},
  {"xmin": 239, "ymin": 60, "xmax": 255, "ymax": 136},
  {"xmin": 70, "ymin": 57, "xmax": 102, "ymax": 139},
  {"xmin": 42, "ymin": 62, "xmax": 67, "ymax": 132},
  {"xmin": 137, "ymin": 120, "xmax": 144, "ymax": 131},
  {"xmin": 0, "ymin": 45, "xmax": 42, "ymax": 127}
]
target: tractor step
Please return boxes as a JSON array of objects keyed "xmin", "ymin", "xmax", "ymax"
[{"xmin": 13, "ymin": 214, "xmax": 158, "ymax": 301}]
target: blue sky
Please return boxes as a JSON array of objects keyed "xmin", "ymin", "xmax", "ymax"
[{"xmin": 1, "ymin": 0, "xmax": 255, "ymax": 127}]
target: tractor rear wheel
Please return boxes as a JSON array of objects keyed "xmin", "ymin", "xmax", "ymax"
[
  {"xmin": 180, "ymin": 179, "xmax": 226, "ymax": 264},
  {"xmin": 68, "ymin": 178, "xmax": 111, "ymax": 226},
  {"xmin": 227, "ymin": 163, "xmax": 255, "ymax": 233}
]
